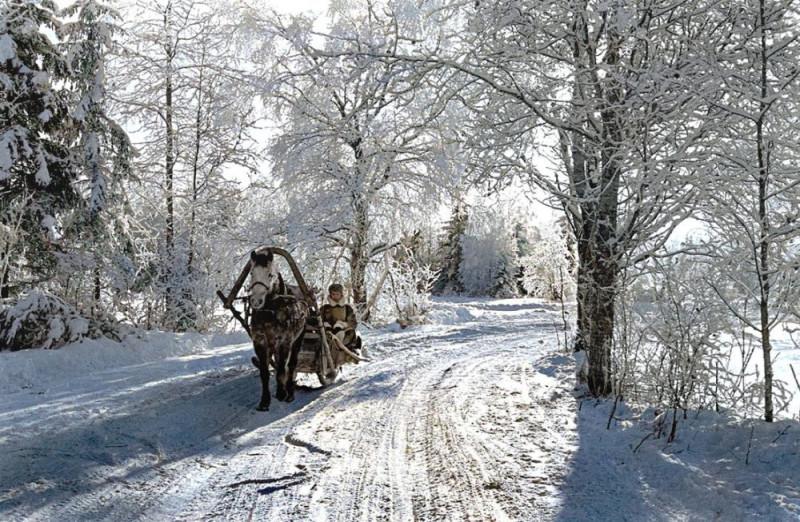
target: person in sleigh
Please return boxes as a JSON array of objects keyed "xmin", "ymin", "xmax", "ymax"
[{"xmin": 321, "ymin": 283, "xmax": 362, "ymax": 353}]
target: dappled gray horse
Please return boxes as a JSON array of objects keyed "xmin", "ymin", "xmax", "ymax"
[{"xmin": 248, "ymin": 247, "xmax": 308, "ymax": 411}]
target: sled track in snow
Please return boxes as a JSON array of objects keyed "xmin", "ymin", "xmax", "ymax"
[
  {"xmin": 164, "ymin": 306, "xmax": 575, "ymax": 521},
  {"xmin": 1, "ymin": 301, "xmax": 577, "ymax": 521}
]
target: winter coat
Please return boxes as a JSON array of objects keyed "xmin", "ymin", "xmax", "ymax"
[{"xmin": 321, "ymin": 297, "xmax": 358, "ymax": 347}]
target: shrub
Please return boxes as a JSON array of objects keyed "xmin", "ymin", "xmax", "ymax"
[{"xmin": 0, "ymin": 291, "xmax": 123, "ymax": 351}]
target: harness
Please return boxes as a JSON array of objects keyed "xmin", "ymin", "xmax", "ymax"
[
  {"xmin": 246, "ymin": 274, "xmax": 294, "ymax": 324},
  {"xmin": 247, "ymin": 281, "xmax": 272, "ymax": 294}
]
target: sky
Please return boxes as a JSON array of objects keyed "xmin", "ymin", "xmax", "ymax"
[
  {"xmin": 269, "ymin": 0, "xmax": 329, "ymax": 14},
  {"xmin": 50, "ymin": 0, "xmax": 557, "ymax": 229},
  {"xmin": 54, "ymin": 0, "xmax": 330, "ymax": 14}
]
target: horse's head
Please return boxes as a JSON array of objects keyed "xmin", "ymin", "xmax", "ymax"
[{"xmin": 248, "ymin": 248, "xmax": 282, "ymax": 309}]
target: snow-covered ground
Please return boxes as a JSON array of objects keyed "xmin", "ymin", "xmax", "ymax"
[
  {"xmin": 1, "ymin": 298, "xmax": 798, "ymax": 520},
  {"xmin": 772, "ymin": 326, "xmax": 800, "ymax": 419}
]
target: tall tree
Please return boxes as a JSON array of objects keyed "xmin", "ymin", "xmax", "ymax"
[
  {"xmin": 252, "ymin": 2, "xmax": 462, "ymax": 317},
  {"xmin": 0, "ymin": 0, "xmax": 76, "ymax": 298},
  {"xmin": 700, "ymin": 0, "xmax": 800, "ymax": 422},
  {"xmin": 60, "ymin": 0, "xmax": 132, "ymax": 316},
  {"xmin": 329, "ymin": 0, "xmax": 722, "ymax": 394}
]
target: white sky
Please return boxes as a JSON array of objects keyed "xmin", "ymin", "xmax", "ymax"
[
  {"xmin": 51, "ymin": 0, "xmax": 557, "ymax": 229},
  {"xmin": 55, "ymin": 0, "xmax": 330, "ymax": 14},
  {"xmin": 268, "ymin": 0, "xmax": 329, "ymax": 14}
]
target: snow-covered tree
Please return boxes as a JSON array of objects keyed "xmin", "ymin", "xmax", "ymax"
[
  {"xmin": 433, "ymin": 201, "xmax": 467, "ymax": 295},
  {"xmin": 490, "ymin": 249, "xmax": 520, "ymax": 298},
  {"xmin": 110, "ymin": 0, "xmax": 259, "ymax": 330},
  {"xmin": 249, "ymin": 2, "xmax": 463, "ymax": 317},
  {"xmin": 59, "ymin": 0, "xmax": 132, "ymax": 317},
  {"xmin": 0, "ymin": 0, "xmax": 76, "ymax": 298},
  {"xmin": 459, "ymin": 205, "xmax": 519, "ymax": 297},
  {"xmin": 512, "ymin": 222, "xmax": 533, "ymax": 296},
  {"xmin": 694, "ymin": 0, "xmax": 800, "ymax": 422}
]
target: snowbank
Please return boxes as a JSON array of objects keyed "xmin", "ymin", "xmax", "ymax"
[
  {"xmin": 0, "ymin": 290, "xmax": 120, "ymax": 351},
  {"xmin": 0, "ymin": 329, "xmax": 249, "ymax": 395},
  {"xmin": 565, "ymin": 394, "xmax": 800, "ymax": 520},
  {"xmin": 425, "ymin": 296, "xmax": 563, "ymax": 326}
]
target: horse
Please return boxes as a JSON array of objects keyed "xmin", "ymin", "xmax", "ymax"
[{"xmin": 247, "ymin": 247, "xmax": 309, "ymax": 411}]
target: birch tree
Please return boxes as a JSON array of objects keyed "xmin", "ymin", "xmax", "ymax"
[
  {"xmin": 250, "ymin": 3, "xmax": 463, "ymax": 317},
  {"xmin": 699, "ymin": 0, "xmax": 800, "ymax": 422},
  {"xmin": 325, "ymin": 0, "xmax": 721, "ymax": 394}
]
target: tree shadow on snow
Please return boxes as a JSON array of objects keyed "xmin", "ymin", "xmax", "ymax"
[
  {"xmin": 0, "ymin": 361, "xmax": 331, "ymax": 520},
  {"xmin": 554, "ymin": 399, "xmax": 800, "ymax": 521}
]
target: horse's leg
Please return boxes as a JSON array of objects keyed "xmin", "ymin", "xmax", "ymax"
[
  {"xmin": 255, "ymin": 343, "xmax": 271, "ymax": 411},
  {"xmin": 274, "ymin": 339, "xmax": 288, "ymax": 402},
  {"xmin": 285, "ymin": 330, "xmax": 305, "ymax": 403}
]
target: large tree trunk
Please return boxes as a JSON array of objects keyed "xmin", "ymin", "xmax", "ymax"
[
  {"xmin": 350, "ymin": 193, "xmax": 370, "ymax": 319},
  {"xmin": 586, "ymin": 22, "xmax": 623, "ymax": 397},
  {"xmin": 569, "ymin": 5, "xmax": 622, "ymax": 397}
]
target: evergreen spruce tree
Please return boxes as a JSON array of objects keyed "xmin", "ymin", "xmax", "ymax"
[
  {"xmin": 60, "ymin": 0, "xmax": 131, "ymax": 316},
  {"xmin": 0, "ymin": 0, "xmax": 75, "ymax": 298},
  {"xmin": 512, "ymin": 222, "xmax": 531, "ymax": 296},
  {"xmin": 433, "ymin": 202, "xmax": 467, "ymax": 295},
  {"xmin": 490, "ymin": 248, "xmax": 520, "ymax": 298}
]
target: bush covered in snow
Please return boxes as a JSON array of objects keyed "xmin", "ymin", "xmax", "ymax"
[
  {"xmin": 0, "ymin": 291, "xmax": 124, "ymax": 351},
  {"xmin": 521, "ymin": 223, "xmax": 575, "ymax": 300},
  {"xmin": 615, "ymin": 254, "xmax": 796, "ymax": 429},
  {"xmin": 385, "ymin": 247, "xmax": 437, "ymax": 326}
]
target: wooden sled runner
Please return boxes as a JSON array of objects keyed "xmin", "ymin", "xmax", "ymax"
[{"xmin": 217, "ymin": 246, "xmax": 365, "ymax": 386}]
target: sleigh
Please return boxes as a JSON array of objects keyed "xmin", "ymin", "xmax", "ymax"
[{"xmin": 217, "ymin": 247, "xmax": 363, "ymax": 386}]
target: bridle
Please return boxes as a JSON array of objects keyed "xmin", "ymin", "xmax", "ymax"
[
  {"xmin": 247, "ymin": 271, "xmax": 287, "ymax": 314},
  {"xmin": 247, "ymin": 281, "xmax": 273, "ymax": 295}
]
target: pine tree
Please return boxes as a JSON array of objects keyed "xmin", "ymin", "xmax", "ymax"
[
  {"xmin": 62, "ymin": 0, "xmax": 130, "ymax": 219},
  {"xmin": 0, "ymin": 0, "xmax": 76, "ymax": 298},
  {"xmin": 433, "ymin": 202, "xmax": 468, "ymax": 295}
]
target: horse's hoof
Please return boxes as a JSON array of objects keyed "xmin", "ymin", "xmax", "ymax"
[
  {"xmin": 285, "ymin": 394, "xmax": 295, "ymax": 403},
  {"xmin": 257, "ymin": 404, "xmax": 269, "ymax": 411}
]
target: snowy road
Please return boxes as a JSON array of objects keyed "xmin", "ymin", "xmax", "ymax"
[
  {"xmin": 3, "ymin": 299, "xmax": 799, "ymax": 521},
  {"xmin": 0, "ymin": 300, "xmax": 575, "ymax": 521}
]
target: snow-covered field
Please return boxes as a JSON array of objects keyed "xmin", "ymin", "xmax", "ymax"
[{"xmin": 1, "ymin": 298, "xmax": 798, "ymax": 521}]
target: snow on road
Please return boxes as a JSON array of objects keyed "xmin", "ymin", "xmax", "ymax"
[{"xmin": 1, "ymin": 298, "xmax": 799, "ymax": 521}]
